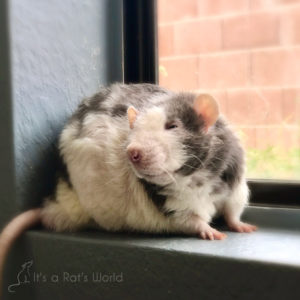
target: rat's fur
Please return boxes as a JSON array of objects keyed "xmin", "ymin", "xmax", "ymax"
[
  {"xmin": 41, "ymin": 83, "xmax": 256, "ymax": 238},
  {"xmin": 0, "ymin": 83, "xmax": 257, "ymax": 296}
]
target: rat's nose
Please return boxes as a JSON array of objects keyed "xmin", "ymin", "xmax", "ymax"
[{"xmin": 128, "ymin": 148, "xmax": 142, "ymax": 163}]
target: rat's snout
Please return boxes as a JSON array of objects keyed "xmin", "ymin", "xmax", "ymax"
[
  {"xmin": 127, "ymin": 147, "xmax": 142, "ymax": 163},
  {"xmin": 127, "ymin": 140, "xmax": 168, "ymax": 178}
]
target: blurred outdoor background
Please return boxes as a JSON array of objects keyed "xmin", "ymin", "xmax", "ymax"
[{"xmin": 158, "ymin": 0, "xmax": 300, "ymax": 179}]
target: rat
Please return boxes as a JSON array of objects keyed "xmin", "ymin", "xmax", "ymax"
[{"xmin": 0, "ymin": 83, "xmax": 257, "ymax": 294}]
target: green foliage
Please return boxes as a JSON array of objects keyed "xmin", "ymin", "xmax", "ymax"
[{"xmin": 246, "ymin": 147, "xmax": 300, "ymax": 179}]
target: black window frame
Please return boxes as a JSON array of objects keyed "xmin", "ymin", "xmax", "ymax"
[
  {"xmin": 123, "ymin": 0, "xmax": 158, "ymax": 84},
  {"xmin": 123, "ymin": 0, "xmax": 300, "ymax": 209}
]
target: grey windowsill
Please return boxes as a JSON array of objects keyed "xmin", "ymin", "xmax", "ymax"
[
  {"xmin": 30, "ymin": 206, "xmax": 300, "ymax": 267},
  {"xmin": 3, "ymin": 206, "xmax": 300, "ymax": 300}
]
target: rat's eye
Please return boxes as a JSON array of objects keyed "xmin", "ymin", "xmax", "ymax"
[{"xmin": 165, "ymin": 122, "xmax": 178, "ymax": 130}]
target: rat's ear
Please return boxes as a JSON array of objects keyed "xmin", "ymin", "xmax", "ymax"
[
  {"xmin": 127, "ymin": 106, "xmax": 139, "ymax": 129},
  {"xmin": 193, "ymin": 94, "xmax": 219, "ymax": 132}
]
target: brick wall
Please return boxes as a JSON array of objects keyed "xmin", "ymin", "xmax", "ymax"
[{"xmin": 158, "ymin": 0, "xmax": 300, "ymax": 150}]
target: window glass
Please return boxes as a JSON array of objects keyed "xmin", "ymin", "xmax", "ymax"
[{"xmin": 158, "ymin": 0, "xmax": 300, "ymax": 179}]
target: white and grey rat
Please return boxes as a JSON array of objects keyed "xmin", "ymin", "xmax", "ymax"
[{"xmin": 0, "ymin": 83, "xmax": 257, "ymax": 291}]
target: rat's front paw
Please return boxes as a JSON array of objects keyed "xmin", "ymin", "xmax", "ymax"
[
  {"xmin": 186, "ymin": 217, "xmax": 227, "ymax": 240},
  {"xmin": 197, "ymin": 225, "xmax": 227, "ymax": 240},
  {"xmin": 228, "ymin": 221, "xmax": 257, "ymax": 233},
  {"xmin": 199, "ymin": 228, "xmax": 227, "ymax": 240}
]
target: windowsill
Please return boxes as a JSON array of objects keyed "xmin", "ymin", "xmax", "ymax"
[
  {"xmin": 28, "ymin": 206, "xmax": 300, "ymax": 267},
  {"xmin": 4, "ymin": 206, "xmax": 300, "ymax": 299}
]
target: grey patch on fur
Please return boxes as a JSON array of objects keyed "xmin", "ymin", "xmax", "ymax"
[
  {"xmin": 211, "ymin": 183, "xmax": 224, "ymax": 195},
  {"xmin": 112, "ymin": 83, "xmax": 171, "ymax": 111},
  {"xmin": 48, "ymin": 154, "xmax": 73, "ymax": 204},
  {"xmin": 124, "ymin": 83, "xmax": 169, "ymax": 97},
  {"xmin": 176, "ymin": 116, "xmax": 244, "ymax": 185},
  {"xmin": 196, "ymin": 181, "xmax": 203, "ymax": 187},
  {"xmin": 163, "ymin": 209, "xmax": 176, "ymax": 217},
  {"xmin": 71, "ymin": 83, "xmax": 170, "ymax": 125},
  {"xmin": 59, "ymin": 161, "xmax": 72, "ymax": 188},
  {"xmin": 178, "ymin": 105, "xmax": 204, "ymax": 133},
  {"xmin": 221, "ymin": 153, "xmax": 243, "ymax": 188},
  {"xmin": 165, "ymin": 94, "xmax": 210, "ymax": 176},
  {"xmin": 56, "ymin": 154, "xmax": 72, "ymax": 188},
  {"xmin": 166, "ymin": 94, "xmax": 205, "ymax": 133},
  {"xmin": 189, "ymin": 174, "xmax": 204, "ymax": 188},
  {"xmin": 207, "ymin": 119, "xmax": 244, "ymax": 188},
  {"xmin": 71, "ymin": 87, "xmax": 110, "ymax": 124},
  {"xmin": 111, "ymin": 104, "xmax": 128, "ymax": 117},
  {"xmin": 176, "ymin": 136, "xmax": 209, "ymax": 176},
  {"xmin": 139, "ymin": 179, "xmax": 171, "ymax": 215},
  {"xmin": 204, "ymin": 119, "xmax": 231, "ymax": 174}
]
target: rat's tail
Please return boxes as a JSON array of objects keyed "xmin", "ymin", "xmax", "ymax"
[{"xmin": 0, "ymin": 208, "xmax": 41, "ymax": 298}]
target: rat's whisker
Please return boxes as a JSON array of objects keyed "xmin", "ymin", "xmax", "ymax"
[{"xmin": 160, "ymin": 166, "xmax": 177, "ymax": 185}]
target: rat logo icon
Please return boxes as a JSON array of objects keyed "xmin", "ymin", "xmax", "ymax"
[{"xmin": 8, "ymin": 260, "xmax": 33, "ymax": 293}]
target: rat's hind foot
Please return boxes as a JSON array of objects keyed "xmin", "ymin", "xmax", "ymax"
[{"xmin": 228, "ymin": 221, "xmax": 257, "ymax": 233}]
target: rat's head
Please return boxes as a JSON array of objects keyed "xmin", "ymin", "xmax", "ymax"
[{"xmin": 126, "ymin": 93, "xmax": 219, "ymax": 185}]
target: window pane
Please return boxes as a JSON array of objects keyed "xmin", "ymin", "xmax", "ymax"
[{"xmin": 158, "ymin": 0, "xmax": 300, "ymax": 180}]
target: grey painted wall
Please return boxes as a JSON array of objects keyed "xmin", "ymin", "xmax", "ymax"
[
  {"xmin": 0, "ymin": 0, "xmax": 17, "ymax": 228},
  {"xmin": 0, "ymin": 0, "xmax": 123, "ymax": 227}
]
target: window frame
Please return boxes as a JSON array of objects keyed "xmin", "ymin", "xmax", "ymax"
[{"xmin": 123, "ymin": 0, "xmax": 158, "ymax": 84}]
